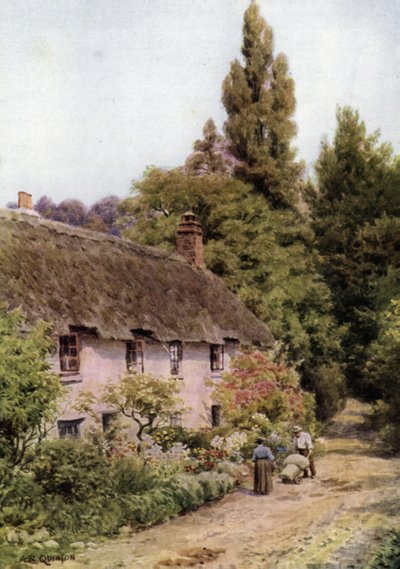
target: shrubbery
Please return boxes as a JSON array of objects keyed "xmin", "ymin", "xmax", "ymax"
[
  {"xmin": 119, "ymin": 471, "xmax": 235, "ymax": 527},
  {"xmin": 0, "ymin": 431, "xmax": 239, "ymax": 566},
  {"xmin": 366, "ymin": 529, "xmax": 400, "ymax": 569},
  {"xmin": 208, "ymin": 351, "xmax": 315, "ymax": 425},
  {"xmin": 32, "ymin": 440, "xmax": 112, "ymax": 502},
  {"xmin": 111, "ymin": 456, "xmax": 158, "ymax": 495},
  {"xmin": 207, "ymin": 351, "xmax": 317, "ymax": 455},
  {"xmin": 366, "ymin": 300, "xmax": 400, "ymax": 450}
]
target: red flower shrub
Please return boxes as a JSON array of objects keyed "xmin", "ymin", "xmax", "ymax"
[{"xmin": 207, "ymin": 351, "xmax": 315, "ymax": 429}]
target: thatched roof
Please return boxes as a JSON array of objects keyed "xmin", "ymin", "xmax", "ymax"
[{"xmin": 0, "ymin": 209, "xmax": 273, "ymax": 346}]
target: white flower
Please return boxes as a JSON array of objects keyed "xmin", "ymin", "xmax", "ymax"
[{"xmin": 211, "ymin": 431, "xmax": 248, "ymax": 457}]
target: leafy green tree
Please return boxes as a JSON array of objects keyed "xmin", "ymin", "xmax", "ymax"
[
  {"xmin": 77, "ymin": 372, "xmax": 185, "ymax": 441},
  {"xmin": 365, "ymin": 300, "xmax": 400, "ymax": 449},
  {"xmin": 184, "ymin": 118, "xmax": 234, "ymax": 176},
  {"xmin": 119, "ymin": 167, "xmax": 346, "ymax": 418},
  {"xmin": 0, "ymin": 305, "xmax": 64, "ymax": 467},
  {"xmin": 312, "ymin": 107, "xmax": 398, "ymax": 392},
  {"xmin": 117, "ymin": 3, "xmax": 347, "ymax": 419},
  {"xmin": 32, "ymin": 439, "xmax": 111, "ymax": 503},
  {"xmin": 222, "ymin": 0, "xmax": 302, "ymax": 208}
]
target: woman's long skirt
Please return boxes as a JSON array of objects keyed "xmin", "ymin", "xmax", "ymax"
[{"xmin": 254, "ymin": 459, "xmax": 273, "ymax": 495}]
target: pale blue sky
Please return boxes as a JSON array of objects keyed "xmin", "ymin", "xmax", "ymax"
[{"xmin": 0, "ymin": 0, "xmax": 399, "ymax": 207}]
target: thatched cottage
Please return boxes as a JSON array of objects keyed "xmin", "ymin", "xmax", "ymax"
[{"xmin": 0, "ymin": 193, "xmax": 273, "ymax": 439}]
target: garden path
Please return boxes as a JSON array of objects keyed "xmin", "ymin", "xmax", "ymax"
[{"xmin": 34, "ymin": 399, "xmax": 400, "ymax": 569}]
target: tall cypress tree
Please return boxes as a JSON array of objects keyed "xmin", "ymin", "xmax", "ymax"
[
  {"xmin": 222, "ymin": 1, "xmax": 301, "ymax": 209},
  {"xmin": 184, "ymin": 118, "xmax": 234, "ymax": 176}
]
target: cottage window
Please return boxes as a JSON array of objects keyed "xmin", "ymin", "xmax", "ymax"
[
  {"xmin": 170, "ymin": 413, "xmax": 183, "ymax": 428},
  {"xmin": 126, "ymin": 340, "xmax": 144, "ymax": 373},
  {"xmin": 59, "ymin": 334, "xmax": 80, "ymax": 372},
  {"xmin": 102, "ymin": 412, "xmax": 117, "ymax": 433},
  {"xmin": 211, "ymin": 404, "xmax": 222, "ymax": 427},
  {"xmin": 169, "ymin": 341, "xmax": 183, "ymax": 375},
  {"xmin": 210, "ymin": 344, "xmax": 224, "ymax": 371},
  {"xmin": 57, "ymin": 419, "xmax": 82, "ymax": 439}
]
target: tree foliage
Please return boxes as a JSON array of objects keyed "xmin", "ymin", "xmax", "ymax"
[
  {"xmin": 87, "ymin": 195, "xmax": 121, "ymax": 235},
  {"xmin": 119, "ymin": 167, "xmax": 345, "ymax": 418},
  {"xmin": 77, "ymin": 372, "xmax": 185, "ymax": 441},
  {"xmin": 207, "ymin": 351, "xmax": 316, "ymax": 431},
  {"xmin": 184, "ymin": 118, "xmax": 235, "ymax": 176},
  {"xmin": 34, "ymin": 195, "xmax": 122, "ymax": 235},
  {"xmin": 222, "ymin": 1, "xmax": 302, "ymax": 208},
  {"xmin": 365, "ymin": 300, "xmax": 400, "ymax": 449},
  {"xmin": 312, "ymin": 107, "xmax": 399, "ymax": 393},
  {"xmin": 54, "ymin": 199, "xmax": 88, "ymax": 226},
  {"xmin": 0, "ymin": 305, "xmax": 64, "ymax": 466},
  {"xmin": 34, "ymin": 196, "xmax": 58, "ymax": 219}
]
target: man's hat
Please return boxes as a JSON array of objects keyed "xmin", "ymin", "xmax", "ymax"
[{"xmin": 292, "ymin": 425, "xmax": 302, "ymax": 433}]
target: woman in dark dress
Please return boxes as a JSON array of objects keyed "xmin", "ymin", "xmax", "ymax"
[{"xmin": 252, "ymin": 437, "xmax": 275, "ymax": 495}]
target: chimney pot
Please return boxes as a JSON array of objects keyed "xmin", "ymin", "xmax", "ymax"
[
  {"xmin": 176, "ymin": 211, "xmax": 204, "ymax": 268},
  {"xmin": 18, "ymin": 192, "xmax": 33, "ymax": 210}
]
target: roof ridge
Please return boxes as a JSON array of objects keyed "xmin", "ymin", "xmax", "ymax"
[{"xmin": 0, "ymin": 207, "xmax": 198, "ymax": 268}]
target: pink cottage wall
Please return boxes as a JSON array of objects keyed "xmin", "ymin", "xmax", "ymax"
[{"xmin": 49, "ymin": 335, "xmax": 238, "ymax": 439}]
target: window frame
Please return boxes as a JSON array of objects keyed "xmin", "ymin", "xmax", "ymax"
[
  {"xmin": 126, "ymin": 340, "xmax": 145, "ymax": 373},
  {"xmin": 102, "ymin": 412, "xmax": 117, "ymax": 433},
  {"xmin": 57, "ymin": 419, "xmax": 83, "ymax": 439},
  {"xmin": 210, "ymin": 344, "xmax": 224, "ymax": 371},
  {"xmin": 169, "ymin": 341, "xmax": 183, "ymax": 375},
  {"xmin": 211, "ymin": 404, "xmax": 222, "ymax": 427},
  {"xmin": 59, "ymin": 333, "xmax": 80, "ymax": 373}
]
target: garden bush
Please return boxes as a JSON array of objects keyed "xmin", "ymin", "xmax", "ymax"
[
  {"xmin": 366, "ymin": 529, "xmax": 400, "ymax": 569},
  {"xmin": 119, "ymin": 470, "xmax": 236, "ymax": 528},
  {"xmin": 162, "ymin": 473, "xmax": 205, "ymax": 510},
  {"xmin": 185, "ymin": 448, "xmax": 228, "ymax": 474},
  {"xmin": 42, "ymin": 497, "xmax": 121, "ymax": 537},
  {"xmin": 27, "ymin": 439, "xmax": 119, "ymax": 536},
  {"xmin": 0, "ymin": 461, "xmax": 44, "ymax": 528},
  {"xmin": 176, "ymin": 429, "xmax": 214, "ymax": 451},
  {"xmin": 111, "ymin": 456, "xmax": 158, "ymax": 495},
  {"xmin": 207, "ymin": 351, "xmax": 317, "ymax": 434},
  {"xmin": 0, "ymin": 431, "xmax": 238, "ymax": 551},
  {"xmin": 151, "ymin": 426, "xmax": 191, "ymax": 450},
  {"xmin": 32, "ymin": 439, "xmax": 112, "ymax": 503},
  {"xmin": 120, "ymin": 489, "xmax": 181, "ymax": 526},
  {"xmin": 196, "ymin": 471, "xmax": 234, "ymax": 501},
  {"xmin": 215, "ymin": 461, "xmax": 238, "ymax": 477}
]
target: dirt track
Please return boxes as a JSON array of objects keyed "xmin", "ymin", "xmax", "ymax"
[{"xmin": 35, "ymin": 400, "xmax": 400, "ymax": 569}]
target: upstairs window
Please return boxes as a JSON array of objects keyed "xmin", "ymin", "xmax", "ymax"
[
  {"xmin": 58, "ymin": 419, "xmax": 83, "ymax": 439},
  {"xmin": 169, "ymin": 341, "xmax": 183, "ymax": 375},
  {"xmin": 126, "ymin": 340, "xmax": 144, "ymax": 373},
  {"xmin": 210, "ymin": 344, "xmax": 224, "ymax": 371},
  {"xmin": 59, "ymin": 334, "xmax": 80, "ymax": 372}
]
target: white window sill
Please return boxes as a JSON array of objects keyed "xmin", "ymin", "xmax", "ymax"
[
  {"xmin": 210, "ymin": 370, "xmax": 223, "ymax": 378},
  {"xmin": 59, "ymin": 372, "xmax": 82, "ymax": 384}
]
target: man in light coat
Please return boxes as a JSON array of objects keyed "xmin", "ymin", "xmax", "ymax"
[{"xmin": 292, "ymin": 425, "xmax": 316, "ymax": 479}]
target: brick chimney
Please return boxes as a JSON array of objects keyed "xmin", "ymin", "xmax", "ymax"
[
  {"xmin": 18, "ymin": 191, "xmax": 33, "ymax": 209},
  {"xmin": 176, "ymin": 211, "xmax": 204, "ymax": 268}
]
